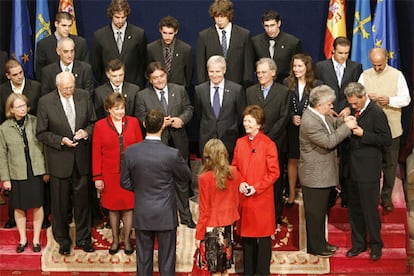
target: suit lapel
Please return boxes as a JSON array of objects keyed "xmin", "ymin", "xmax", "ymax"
[{"xmin": 53, "ymin": 91, "xmax": 73, "ymax": 133}]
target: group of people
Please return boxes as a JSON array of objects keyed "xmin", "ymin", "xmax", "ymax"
[{"xmin": 0, "ymin": 0, "xmax": 411, "ymax": 275}]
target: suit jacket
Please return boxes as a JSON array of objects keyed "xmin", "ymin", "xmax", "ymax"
[
  {"xmin": 147, "ymin": 38, "xmax": 193, "ymax": 88},
  {"xmin": 252, "ymin": 32, "xmax": 303, "ymax": 84},
  {"xmin": 35, "ymin": 34, "xmax": 89, "ymax": 81},
  {"xmin": 298, "ymin": 108, "xmax": 351, "ymax": 188},
  {"xmin": 121, "ymin": 139, "xmax": 192, "ymax": 230},
  {"xmin": 94, "ymin": 82, "xmax": 140, "ymax": 120},
  {"xmin": 136, "ymin": 83, "xmax": 193, "ymax": 161},
  {"xmin": 40, "ymin": 60, "xmax": 94, "ymax": 98},
  {"xmin": 0, "ymin": 79, "xmax": 42, "ymax": 123},
  {"xmin": 92, "ymin": 24, "xmax": 147, "ymax": 89},
  {"xmin": 246, "ymin": 82, "xmax": 290, "ymax": 152},
  {"xmin": 0, "ymin": 51, "xmax": 7, "ymax": 84},
  {"xmin": 36, "ymin": 88, "xmax": 96, "ymax": 178},
  {"xmin": 315, "ymin": 59, "xmax": 362, "ymax": 113},
  {"xmin": 194, "ymin": 79, "xmax": 245, "ymax": 157},
  {"xmin": 196, "ymin": 24, "xmax": 254, "ymax": 87},
  {"xmin": 348, "ymin": 101, "xmax": 392, "ymax": 182}
]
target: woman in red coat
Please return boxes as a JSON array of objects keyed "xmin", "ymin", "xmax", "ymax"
[
  {"xmin": 195, "ymin": 138, "xmax": 241, "ymax": 274},
  {"xmin": 232, "ymin": 105, "xmax": 279, "ymax": 276},
  {"xmin": 92, "ymin": 93, "xmax": 142, "ymax": 255}
]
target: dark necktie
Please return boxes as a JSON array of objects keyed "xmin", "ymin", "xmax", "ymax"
[
  {"xmin": 355, "ymin": 111, "xmax": 360, "ymax": 119},
  {"xmin": 165, "ymin": 46, "xmax": 173, "ymax": 73},
  {"xmin": 160, "ymin": 90, "xmax": 168, "ymax": 115},
  {"xmin": 213, "ymin": 86, "xmax": 220, "ymax": 118},
  {"xmin": 221, "ymin": 30, "xmax": 227, "ymax": 57}
]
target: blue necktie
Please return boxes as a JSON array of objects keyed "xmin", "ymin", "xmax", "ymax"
[
  {"xmin": 213, "ymin": 86, "xmax": 220, "ymax": 118},
  {"xmin": 221, "ymin": 30, "xmax": 227, "ymax": 57}
]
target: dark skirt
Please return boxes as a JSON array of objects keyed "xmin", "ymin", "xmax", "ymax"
[
  {"xmin": 287, "ymin": 122, "xmax": 300, "ymax": 159},
  {"xmin": 201, "ymin": 225, "xmax": 233, "ymax": 273}
]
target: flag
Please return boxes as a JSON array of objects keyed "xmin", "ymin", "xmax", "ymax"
[
  {"xmin": 324, "ymin": 0, "xmax": 347, "ymax": 59},
  {"xmin": 10, "ymin": 0, "xmax": 34, "ymax": 79},
  {"xmin": 351, "ymin": 0, "xmax": 373, "ymax": 70},
  {"xmin": 372, "ymin": 0, "xmax": 400, "ymax": 69},
  {"xmin": 35, "ymin": 0, "xmax": 51, "ymax": 59},
  {"xmin": 59, "ymin": 0, "xmax": 78, "ymax": 35}
]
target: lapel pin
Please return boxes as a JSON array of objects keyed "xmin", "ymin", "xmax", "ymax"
[
  {"xmin": 128, "ymin": 35, "xmax": 131, "ymax": 39},
  {"xmin": 225, "ymin": 89, "xmax": 230, "ymax": 93},
  {"xmin": 281, "ymin": 45, "xmax": 285, "ymax": 49},
  {"xmin": 74, "ymin": 73, "xmax": 78, "ymax": 78}
]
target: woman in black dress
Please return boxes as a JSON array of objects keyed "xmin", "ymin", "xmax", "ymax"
[
  {"xmin": 284, "ymin": 54, "xmax": 321, "ymax": 206},
  {"xmin": 0, "ymin": 94, "xmax": 48, "ymax": 253}
]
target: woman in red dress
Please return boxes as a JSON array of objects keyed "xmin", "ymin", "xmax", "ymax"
[
  {"xmin": 195, "ymin": 138, "xmax": 241, "ymax": 275},
  {"xmin": 92, "ymin": 93, "xmax": 142, "ymax": 255},
  {"xmin": 232, "ymin": 105, "xmax": 279, "ymax": 276}
]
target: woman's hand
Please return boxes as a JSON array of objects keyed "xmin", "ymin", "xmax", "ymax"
[
  {"xmin": 195, "ymin": 239, "xmax": 201, "ymax": 249},
  {"xmin": 292, "ymin": 115, "xmax": 301, "ymax": 126},
  {"xmin": 3, "ymin": 181, "xmax": 11, "ymax": 191},
  {"xmin": 95, "ymin": 180, "xmax": 104, "ymax": 191}
]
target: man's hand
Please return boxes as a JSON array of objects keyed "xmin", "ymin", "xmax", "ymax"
[{"xmin": 170, "ymin": 117, "xmax": 184, "ymax": 128}]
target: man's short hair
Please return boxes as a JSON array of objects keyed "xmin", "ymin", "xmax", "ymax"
[
  {"xmin": 344, "ymin": 82, "xmax": 367, "ymax": 98},
  {"xmin": 57, "ymin": 37, "xmax": 75, "ymax": 50},
  {"xmin": 55, "ymin": 11, "xmax": 73, "ymax": 23},
  {"xmin": 159, "ymin": 16, "xmax": 179, "ymax": 31},
  {"xmin": 207, "ymin": 55, "xmax": 226, "ymax": 70},
  {"xmin": 107, "ymin": 0, "xmax": 131, "ymax": 17},
  {"xmin": 106, "ymin": 58, "xmax": 125, "ymax": 73},
  {"xmin": 309, "ymin": 85, "xmax": 336, "ymax": 107},
  {"xmin": 333, "ymin": 36, "xmax": 351, "ymax": 49},
  {"xmin": 145, "ymin": 61, "xmax": 167, "ymax": 79},
  {"xmin": 144, "ymin": 109, "xmax": 164, "ymax": 133},
  {"xmin": 5, "ymin": 59, "xmax": 22, "ymax": 74},
  {"xmin": 209, "ymin": 0, "xmax": 234, "ymax": 22},
  {"xmin": 262, "ymin": 9, "xmax": 280, "ymax": 23}
]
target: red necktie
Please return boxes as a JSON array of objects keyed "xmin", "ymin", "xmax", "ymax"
[{"xmin": 355, "ymin": 111, "xmax": 360, "ymax": 119}]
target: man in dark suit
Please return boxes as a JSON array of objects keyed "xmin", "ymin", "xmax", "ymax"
[
  {"xmin": 246, "ymin": 58, "xmax": 290, "ymax": 225},
  {"xmin": 41, "ymin": 37, "xmax": 94, "ymax": 98},
  {"xmin": 94, "ymin": 58, "xmax": 139, "ymax": 120},
  {"xmin": 35, "ymin": 12, "xmax": 89, "ymax": 81},
  {"xmin": 252, "ymin": 9, "xmax": 303, "ymax": 84},
  {"xmin": 0, "ymin": 59, "xmax": 43, "ymax": 229},
  {"xmin": 344, "ymin": 82, "xmax": 392, "ymax": 261},
  {"xmin": 196, "ymin": 0, "xmax": 254, "ymax": 87},
  {"xmin": 136, "ymin": 61, "xmax": 195, "ymax": 228},
  {"xmin": 36, "ymin": 72, "xmax": 96, "ymax": 256},
  {"xmin": 92, "ymin": 0, "xmax": 147, "ymax": 89},
  {"xmin": 121, "ymin": 109, "xmax": 192, "ymax": 275},
  {"xmin": 315, "ymin": 36, "xmax": 363, "ymax": 207},
  {"xmin": 147, "ymin": 16, "xmax": 193, "ymax": 90},
  {"xmin": 195, "ymin": 55, "xmax": 245, "ymax": 159},
  {"xmin": 0, "ymin": 51, "xmax": 7, "ymax": 84}
]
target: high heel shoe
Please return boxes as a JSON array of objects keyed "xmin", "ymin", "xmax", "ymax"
[
  {"xmin": 33, "ymin": 243, "xmax": 41, "ymax": 252},
  {"xmin": 16, "ymin": 242, "xmax": 28, "ymax": 253},
  {"xmin": 108, "ymin": 243, "xmax": 120, "ymax": 255},
  {"xmin": 124, "ymin": 242, "xmax": 134, "ymax": 255}
]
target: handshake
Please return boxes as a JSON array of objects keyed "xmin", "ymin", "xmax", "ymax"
[{"xmin": 239, "ymin": 182, "xmax": 256, "ymax": 197}]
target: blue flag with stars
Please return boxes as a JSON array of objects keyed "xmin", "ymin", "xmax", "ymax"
[
  {"xmin": 372, "ymin": 0, "xmax": 400, "ymax": 69},
  {"xmin": 351, "ymin": 0, "xmax": 373, "ymax": 70},
  {"xmin": 10, "ymin": 0, "xmax": 34, "ymax": 79}
]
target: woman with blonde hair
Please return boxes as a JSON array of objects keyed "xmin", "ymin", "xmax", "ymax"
[{"xmin": 195, "ymin": 138, "xmax": 241, "ymax": 275}]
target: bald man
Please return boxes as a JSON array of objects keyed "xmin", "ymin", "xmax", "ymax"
[{"xmin": 358, "ymin": 48, "xmax": 410, "ymax": 212}]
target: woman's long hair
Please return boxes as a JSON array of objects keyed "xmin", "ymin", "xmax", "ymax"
[
  {"xmin": 287, "ymin": 53, "xmax": 317, "ymax": 95},
  {"xmin": 200, "ymin": 139, "xmax": 233, "ymax": 190}
]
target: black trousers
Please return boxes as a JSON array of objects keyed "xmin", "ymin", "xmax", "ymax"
[
  {"xmin": 242, "ymin": 236, "xmax": 272, "ymax": 276},
  {"xmin": 274, "ymin": 152, "xmax": 287, "ymax": 225}
]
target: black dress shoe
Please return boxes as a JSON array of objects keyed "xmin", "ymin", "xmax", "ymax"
[
  {"xmin": 77, "ymin": 242, "xmax": 95, "ymax": 253},
  {"xmin": 370, "ymin": 249, "xmax": 382, "ymax": 260},
  {"xmin": 4, "ymin": 219, "xmax": 16, "ymax": 228},
  {"xmin": 124, "ymin": 247, "xmax": 134, "ymax": 255},
  {"xmin": 16, "ymin": 242, "xmax": 28, "ymax": 253},
  {"xmin": 42, "ymin": 220, "xmax": 51, "ymax": 229},
  {"xmin": 326, "ymin": 243, "xmax": 339, "ymax": 252},
  {"xmin": 346, "ymin": 247, "xmax": 366, "ymax": 257},
  {"xmin": 108, "ymin": 243, "xmax": 119, "ymax": 255},
  {"xmin": 33, "ymin": 243, "xmax": 41, "ymax": 252},
  {"xmin": 59, "ymin": 245, "xmax": 70, "ymax": 255},
  {"xmin": 186, "ymin": 219, "xmax": 196, "ymax": 229},
  {"xmin": 315, "ymin": 250, "xmax": 334, "ymax": 258}
]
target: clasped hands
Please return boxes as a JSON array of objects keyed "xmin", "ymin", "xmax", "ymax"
[
  {"xmin": 164, "ymin": 116, "xmax": 184, "ymax": 128},
  {"xmin": 62, "ymin": 129, "xmax": 88, "ymax": 147},
  {"xmin": 344, "ymin": 115, "xmax": 363, "ymax": 136},
  {"xmin": 239, "ymin": 182, "xmax": 256, "ymax": 197}
]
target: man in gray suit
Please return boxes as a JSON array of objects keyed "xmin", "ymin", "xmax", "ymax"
[
  {"xmin": 121, "ymin": 109, "xmax": 192, "ymax": 275},
  {"xmin": 147, "ymin": 16, "xmax": 193, "ymax": 90},
  {"xmin": 136, "ymin": 61, "xmax": 195, "ymax": 228},
  {"xmin": 36, "ymin": 72, "xmax": 96, "ymax": 256},
  {"xmin": 35, "ymin": 12, "xmax": 89, "ymax": 81},
  {"xmin": 40, "ymin": 37, "xmax": 94, "ymax": 98},
  {"xmin": 195, "ymin": 55, "xmax": 245, "ymax": 159},
  {"xmin": 94, "ymin": 58, "xmax": 140, "ymax": 120}
]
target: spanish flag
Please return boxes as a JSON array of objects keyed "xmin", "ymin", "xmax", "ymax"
[
  {"xmin": 58, "ymin": 0, "xmax": 78, "ymax": 35},
  {"xmin": 324, "ymin": 0, "xmax": 347, "ymax": 59}
]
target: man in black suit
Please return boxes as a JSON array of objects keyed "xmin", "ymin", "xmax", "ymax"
[
  {"xmin": 147, "ymin": 16, "xmax": 193, "ymax": 90},
  {"xmin": 121, "ymin": 109, "xmax": 192, "ymax": 275},
  {"xmin": 35, "ymin": 12, "xmax": 89, "ymax": 81},
  {"xmin": 196, "ymin": 0, "xmax": 254, "ymax": 87},
  {"xmin": 246, "ymin": 58, "xmax": 290, "ymax": 226},
  {"xmin": 36, "ymin": 72, "xmax": 96, "ymax": 256},
  {"xmin": 136, "ymin": 61, "xmax": 195, "ymax": 228},
  {"xmin": 252, "ymin": 9, "xmax": 303, "ymax": 84},
  {"xmin": 0, "ymin": 59, "xmax": 43, "ymax": 228},
  {"xmin": 94, "ymin": 58, "xmax": 140, "ymax": 120},
  {"xmin": 315, "ymin": 36, "xmax": 363, "ymax": 207},
  {"xmin": 40, "ymin": 37, "xmax": 94, "ymax": 98},
  {"xmin": 195, "ymin": 55, "xmax": 245, "ymax": 159},
  {"xmin": 344, "ymin": 82, "xmax": 392, "ymax": 261},
  {"xmin": 92, "ymin": 0, "xmax": 147, "ymax": 89}
]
